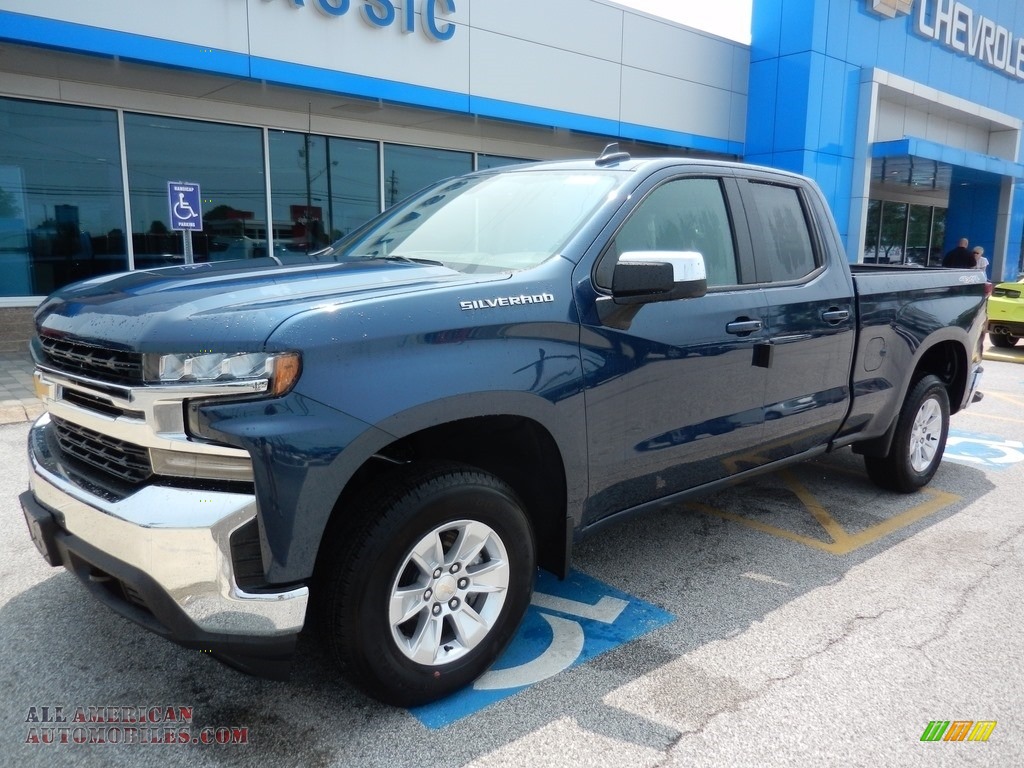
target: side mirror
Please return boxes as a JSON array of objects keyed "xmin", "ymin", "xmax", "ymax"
[
  {"xmin": 612, "ymin": 251, "xmax": 708, "ymax": 304},
  {"xmin": 597, "ymin": 251, "xmax": 709, "ymax": 330}
]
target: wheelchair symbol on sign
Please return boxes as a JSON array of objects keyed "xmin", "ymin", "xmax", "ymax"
[
  {"xmin": 173, "ymin": 192, "xmax": 199, "ymax": 220},
  {"xmin": 473, "ymin": 591, "xmax": 628, "ymax": 690}
]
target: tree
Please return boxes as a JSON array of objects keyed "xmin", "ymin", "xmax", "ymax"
[{"xmin": 0, "ymin": 187, "xmax": 22, "ymax": 218}]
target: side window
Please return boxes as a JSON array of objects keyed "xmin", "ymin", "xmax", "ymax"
[
  {"xmin": 597, "ymin": 177, "xmax": 738, "ymax": 288},
  {"xmin": 746, "ymin": 182, "xmax": 818, "ymax": 282}
]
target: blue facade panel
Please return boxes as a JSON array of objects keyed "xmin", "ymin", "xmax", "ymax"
[
  {"xmin": 823, "ymin": 2, "xmax": 851, "ymax": 60},
  {"xmin": 746, "ymin": 59, "xmax": 780, "ymax": 156},
  {"xmin": 778, "ymin": 0, "xmax": 819, "ymax": 55},
  {"xmin": 837, "ymin": 60, "xmax": 861, "ymax": 153},
  {"xmin": 843, "ymin": 5, "xmax": 880, "ymax": 67},
  {"xmin": 773, "ymin": 53, "xmax": 813, "ymax": 152},
  {"xmin": 1010, "ymin": 188, "xmax": 1024, "ymax": 281},
  {"xmin": 751, "ymin": 0, "xmax": 784, "ymax": 62},
  {"xmin": 946, "ymin": 172, "xmax": 1000, "ymax": 272},
  {"xmin": 873, "ymin": 10, "xmax": 911, "ymax": 73},
  {"xmin": 923, "ymin": 35, "xmax": 953, "ymax": 90}
]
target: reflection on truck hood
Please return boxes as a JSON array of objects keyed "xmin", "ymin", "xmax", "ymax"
[{"xmin": 35, "ymin": 258, "xmax": 504, "ymax": 352}]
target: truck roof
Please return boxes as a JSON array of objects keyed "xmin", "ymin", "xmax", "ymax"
[{"xmin": 474, "ymin": 151, "xmax": 811, "ymax": 184}]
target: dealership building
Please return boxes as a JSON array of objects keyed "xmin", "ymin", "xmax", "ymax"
[{"xmin": 1, "ymin": 0, "xmax": 1022, "ymax": 341}]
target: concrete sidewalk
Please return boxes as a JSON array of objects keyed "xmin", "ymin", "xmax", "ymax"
[{"xmin": 0, "ymin": 349, "xmax": 43, "ymax": 426}]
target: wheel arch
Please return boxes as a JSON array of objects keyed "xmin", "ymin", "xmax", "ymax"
[
  {"xmin": 315, "ymin": 395, "xmax": 582, "ymax": 581},
  {"xmin": 852, "ymin": 336, "xmax": 968, "ymax": 458},
  {"xmin": 913, "ymin": 337, "xmax": 968, "ymax": 412}
]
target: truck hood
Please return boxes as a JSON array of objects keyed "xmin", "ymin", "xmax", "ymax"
[{"xmin": 35, "ymin": 257, "xmax": 506, "ymax": 352}]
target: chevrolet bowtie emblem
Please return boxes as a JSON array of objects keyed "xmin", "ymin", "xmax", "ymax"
[{"xmin": 868, "ymin": 0, "xmax": 912, "ymax": 19}]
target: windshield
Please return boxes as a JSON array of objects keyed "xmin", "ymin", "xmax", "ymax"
[{"xmin": 319, "ymin": 169, "xmax": 621, "ymax": 274}]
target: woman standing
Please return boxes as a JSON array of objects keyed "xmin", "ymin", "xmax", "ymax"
[{"xmin": 972, "ymin": 246, "xmax": 989, "ymax": 274}]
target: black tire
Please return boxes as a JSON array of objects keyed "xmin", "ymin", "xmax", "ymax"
[
  {"xmin": 315, "ymin": 463, "xmax": 536, "ymax": 706},
  {"xmin": 989, "ymin": 332, "xmax": 1020, "ymax": 348},
  {"xmin": 864, "ymin": 374, "xmax": 950, "ymax": 493}
]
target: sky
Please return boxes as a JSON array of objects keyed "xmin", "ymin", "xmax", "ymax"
[{"xmin": 611, "ymin": 0, "xmax": 753, "ymax": 44}]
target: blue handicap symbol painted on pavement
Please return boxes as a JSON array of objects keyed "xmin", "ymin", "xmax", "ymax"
[
  {"xmin": 410, "ymin": 569, "xmax": 675, "ymax": 729},
  {"xmin": 944, "ymin": 429, "xmax": 1024, "ymax": 471}
]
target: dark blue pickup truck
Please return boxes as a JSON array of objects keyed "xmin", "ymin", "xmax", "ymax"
[{"xmin": 21, "ymin": 150, "xmax": 985, "ymax": 705}]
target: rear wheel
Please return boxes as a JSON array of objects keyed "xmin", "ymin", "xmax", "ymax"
[
  {"xmin": 989, "ymin": 332, "xmax": 1020, "ymax": 348},
  {"xmin": 865, "ymin": 375, "xmax": 950, "ymax": 493},
  {"xmin": 316, "ymin": 463, "xmax": 536, "ymax": 706}
]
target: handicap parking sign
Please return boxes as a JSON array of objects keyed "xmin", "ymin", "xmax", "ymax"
[
  {"xmin": 168, "ymin": 182, "xmax": 203, "ymax": 231},
  {"xmin": 410, "ymin": 569, "xmax": 675, "ymax": 729}
]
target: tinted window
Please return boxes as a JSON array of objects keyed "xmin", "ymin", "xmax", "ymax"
[
  {"xmin": 270, "ymin": 132, "xmax": 379, "ymax": 254},
  {"xmin": 601, "ymin": 177, "xmax": 737, "ymax": 287},
  {"xmin": 124, "ymin": 114, "xmax": 266, "ymax": 267},
  {"xmin": 329, "ymin": 136, "xmax": 381, "ymax": 238},
  {"xmin": 0, "ymin": 97, "xmax": 127, "ymax": 296},
  {"xmin": 477, "ymin": 154, "xmax": 531, "ymax": 170},
  {"xmin": 383, "ymin": 144, "xmax": 472, "ymax": 208},
  {"xmin": 747, "ymin": 182, "xmax": 817, "ymax": 282}
]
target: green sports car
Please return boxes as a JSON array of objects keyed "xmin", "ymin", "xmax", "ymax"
[{"xmin": 988, "ymin": 277, "xmax": 1024, "ymax": 348}]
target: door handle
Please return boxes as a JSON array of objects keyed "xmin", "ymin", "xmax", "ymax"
[
  {"xmin": 726, "ymin": 319, "xmax": 763, "ymax": 335},
  {"xmin": 821, "ymin": 309, "xmax": 850, "ymax": 323}
]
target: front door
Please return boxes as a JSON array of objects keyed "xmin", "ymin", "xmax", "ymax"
[{"xmin": 578, "ymin": 175, "xmax": 771, "ymax": 525}]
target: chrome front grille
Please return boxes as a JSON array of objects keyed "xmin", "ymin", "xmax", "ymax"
[
  {"xmin": 40, "ymin": 335, "xmax": 143, "ymax": 385},
  {"xmin": 51, "ymin": 415, "xmax": 152, "ymax": 485}
]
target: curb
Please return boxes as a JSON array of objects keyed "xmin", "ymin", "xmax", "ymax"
[{"xmin": 0, "ymin": 402, "xmax": 44, "ymax": 426}]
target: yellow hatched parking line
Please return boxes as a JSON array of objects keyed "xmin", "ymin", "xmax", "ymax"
[
  {"xmin": 982, "ymin": 349, "xmax": 1024, "ymax": 364},
  {"xmin": 967, "ymin": 390, "xmax": 1024, "ymax": 425},
  {"xmin": 690, "ymin": 468, "xmax": 960, "ymax": 555},
  {"xmin": 983, "ymin": 390, "xmax": 1024, "ymax": 408},
  {"xmin": 968, "ymin": 412, "xmax": 1024, "ymax": 426}
]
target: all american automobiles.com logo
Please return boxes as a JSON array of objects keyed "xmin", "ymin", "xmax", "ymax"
[{"xmin": 24, "ymin": 706, "xmax": 249, "ymax": 747}]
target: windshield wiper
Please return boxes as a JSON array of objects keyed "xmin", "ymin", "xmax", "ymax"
[{"xmin": 375, "ymin": 255, "xmax": 446, "ymax": 267}]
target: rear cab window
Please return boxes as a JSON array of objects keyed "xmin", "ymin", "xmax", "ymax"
[{"xmin": 742, "ymin": 181, "xmax": 821, "ymax": 284}]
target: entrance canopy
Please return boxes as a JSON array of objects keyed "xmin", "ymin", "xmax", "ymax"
[{"xmin": 871, "ymin": 138, "xmax": 1024, "ymax": 190}]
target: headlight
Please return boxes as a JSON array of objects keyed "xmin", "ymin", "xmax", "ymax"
[{"xmin": 144, "ymin": 351, "xmax": 301, "ymax": 396}]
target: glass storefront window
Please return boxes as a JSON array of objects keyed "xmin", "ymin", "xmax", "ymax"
[
  {"xmin": 383, "ymin": 144, "xmax": 472, "ymax": 208},
  {"xmin": 877, "ymin": 201, "xmax": 908, "ymax": 264},
  {"xmin": 477, "ymin": 154, "xmax": 531, "ymax": 170},
  {"xmin": 863, "ymin": 199, "xmax": 946, "ymax": 265},
  {"xmin": 906, "ymin": 204, "xmax": 932, "ymax": 266},
  {"xmin": 929, "ymin": 208, "xmax": 946, "ymax": 266},
  {"xmin": 328, "ymin": 136, "xmax": 380, "ymax": 240},
  {"xmin": 864, "ymin": 199, "xmax": 881, "ymax": 262},
  {"xmin": 0, "ymin": 97, "xmax": 127, "ymax": 296},
  {"xmin": 124, "ymin": 114, "xmax": 266, "ymax": 267},
  {"xmin": 269, "ymin": 132, "xmax": 379, "ymax": 254}
]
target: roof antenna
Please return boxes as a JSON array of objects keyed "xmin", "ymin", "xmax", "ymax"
[{"xmin": 596, "ymin": 142, "xmax": 631, "ymax": 166}]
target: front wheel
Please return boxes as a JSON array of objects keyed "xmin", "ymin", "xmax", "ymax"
[
  {"xmin": 316, "ymin": 463, "xmax": 536, "ymax": 706},
  {"xmin": 864, "ymin": 374, "xmax": 950, "ymax": 493},
  {"xmin": 989, "ymin": 332, "xmax": 1020, "ymax": 348}
]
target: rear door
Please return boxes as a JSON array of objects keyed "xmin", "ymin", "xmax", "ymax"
[
  {"xmin": 577, "ymin": 171, "xmax": 772, "ymax": 525},
  {"xmin": 735, "ymin": 175, "xmax": 856, "ymax": 459}
]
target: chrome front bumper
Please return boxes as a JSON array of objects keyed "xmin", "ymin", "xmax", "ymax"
[{"xmin": 26, "ymin": 413, "xmax": 308, "ymax": 638}]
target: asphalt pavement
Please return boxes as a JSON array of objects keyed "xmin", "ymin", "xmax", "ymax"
[{"xmin": 1, "ymin": 347, "xmax": 1022, "ymax": 767}]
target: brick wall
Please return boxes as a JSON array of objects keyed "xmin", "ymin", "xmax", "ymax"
[{"xmin": 0, "ymin": 308, "xmax": 35, "ymax": 355}]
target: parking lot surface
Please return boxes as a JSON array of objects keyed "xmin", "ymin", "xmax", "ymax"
[{"xmin": 1, "ymin": 352, "xmax": 1022, "ymax": 767}]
